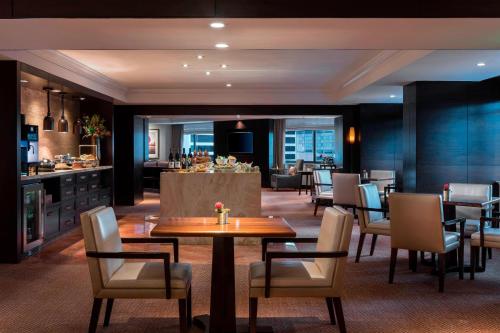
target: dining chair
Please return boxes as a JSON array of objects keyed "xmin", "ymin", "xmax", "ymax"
[
  {"xmin": 313, "ymin": 169, "xmax": 333, "ymax": 216},
  {"xmin": 252, "ymin": 206, "xmax": 353, "ymax": 333},
  {"xmin": 355, "ymin": 184, "xmax": 390, "ymax": 263},
  {"xmin": 332, "ymin": 173, "xmax": 360, "ymax": 214},
  {"xmin": 81, "ymin": 206, "xmax": 192, "ymax": 333},
  {"xmin": 470, "ymin": 216, "xmax": 500, "ymax": 279},
  {"xmin": 369, "ymin": 170, "xmax": 395, "ymax": 197},
  {"xmin": 388, "ymin": 193, "xmax": 465, "ymax": 292}
]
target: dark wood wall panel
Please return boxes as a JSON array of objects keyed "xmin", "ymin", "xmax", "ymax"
[
  {"xmin": 13, "ymin": 0, "xmax": 214, "ymax": 18},
  {"xmin": 359, "ymin": 104, "xmax": 403, "ymax": 189},
  {"xmin": 403, "ymin": 84, "xmax": 417, "ymax": 192},
  {"xmin": 0, "ymin": 0, "xmax": 12, "ymax": 18}
]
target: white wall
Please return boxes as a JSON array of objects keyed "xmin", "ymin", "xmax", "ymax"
[{"xmin": 149, "ymin": 124, "xmax": 172, "ymax": 161}]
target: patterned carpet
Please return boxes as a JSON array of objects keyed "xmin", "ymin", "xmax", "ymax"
[{"xmin": 0, "ymin": 190, "xmax": 499, "ymax": 333}]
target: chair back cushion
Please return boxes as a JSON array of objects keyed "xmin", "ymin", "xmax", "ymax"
[
  {"xmin": 81, "ymin": 206, "xmax": 107, "ymax": 294},
  {"xmin": 314, "ymin": 169, "xmax": 332, "ymax": 194},
  {"xmin": 449, "ymin": 183, "xmax": 492, "ymax": 219},
  {"xmin": 389, "ymin": 193, "xmax": 445, "ymax": 253},
  {"xmin": 332, "ymin": 173, "xmax": 360, "ymax": 205},
  {"xmin": 356, "ymin": 184, "xmax": 383, "ymax": 232},
  {"xmin": 315, "ymin": 206, "xmax": 353, "ymax": 288},
  {"xmin": 295, "ymin": 159, "xmax": 304, "ymax": 172},
  {"xmin": 370, "ymin": 170, "xmax": 395, "ymax": 193},
  {"xmin": 88, "ymin": 207, "xmax": 124, "ymax": 285}
]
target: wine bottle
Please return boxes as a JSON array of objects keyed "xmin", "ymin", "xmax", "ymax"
[
  {"xmin": 174, "ymin": 150, "xmax": 181, "ymax": 169},
  {"xmin": 168, "ymin": 149, "xmax": 174, "ymax": 169},
  {"xmin": 181, "ymin": 148, "xmax": 187, "ymax": 169},
  {"xmin": 187, "ymin": 148, "xmax": 193, "ymax": 166}
]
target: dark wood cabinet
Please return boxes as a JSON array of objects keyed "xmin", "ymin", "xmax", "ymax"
[{"xmin": 44, "ymin": 204, "xmax": 60, "ymax": 239}]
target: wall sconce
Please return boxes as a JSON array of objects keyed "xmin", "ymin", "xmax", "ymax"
[
  {"xmin": 235, "ymin": 120, "xmax": 246, "ymax": 130},
  {"xmin": 347, "ymin": 126, "xmax": 356, "ymax": 144}
]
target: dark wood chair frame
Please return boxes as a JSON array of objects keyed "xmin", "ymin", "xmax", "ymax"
[
  {"xmin": 355, "ymin": 206, "xmax": 389, "ymax": 263},
  {"xmin": 470, "ymin": 216, "xmax": 500, "ymax": 280},
  {"xmin": 312, "ymin": 181, "xmax": 333, "ymax": 216},
  {"xmin": 85, "ymin": 237, "xmax": 192, "ymax": 333},
  {"xmin": 251, "ymin": 238, "xmax": 349, "ymax": 333},
  {"xmin": 389, "ymin": 218, "xmax": 465, "ymax": 293}
]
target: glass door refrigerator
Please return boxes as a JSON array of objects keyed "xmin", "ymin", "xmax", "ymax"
[{"xmin": 22, "ymin": 183, "xmax": 44, "ymax": 253}]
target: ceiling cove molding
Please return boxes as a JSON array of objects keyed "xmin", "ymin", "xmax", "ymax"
[
  {"xmin": 0, "ymin": 50, "xmax": 127, "ymax": 101},
  {"xmin": 325, "ymin": 50, "xmax": 434, "ymax": 102}
]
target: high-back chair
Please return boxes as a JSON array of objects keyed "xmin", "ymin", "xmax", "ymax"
[
  {"xmin": 388, "ymin": 193, "xmax": 465, "ymax": 292},
  {"xmin": 81, "ymin": 207, "xmax": 192, "ymax": 333},
  {"xmin": 370, "ymin": 170, "xmax": 396, "ymax": 195},
  {"xmin": 355, "ymin": 184, "xmax": 390, "ymax": 262},
  {"xmin": 313, "ymin": 169, "xmax": 333, "ymax": 216},
  {"xmin": 332, "ymin": 173, "xmax": 360, "ymax": 213},
  {"xmin": 250, "ymin": 206, "xmax": 354, "ymax": 333},
  {"xmin": 448, "ymin": 183, "xmax": 493, "ymax": 236}
]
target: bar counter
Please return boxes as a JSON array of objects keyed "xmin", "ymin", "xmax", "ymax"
[{"xmin": 21, "ymin": 165, "xmax": 113, "ymax": 183}]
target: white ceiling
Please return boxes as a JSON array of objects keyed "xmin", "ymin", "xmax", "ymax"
[{"xmin": 3, "ymin": 19, "xmax": 500, "ymax": 105}]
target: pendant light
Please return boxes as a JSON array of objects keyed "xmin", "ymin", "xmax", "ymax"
[
  {"xmin": 42, "ymin": 87, "xmax": 54, "ymax": 131},
  {"xmin": 58, "ymin": 92, "xmax": 69, "ymax": 133},
  {"xmin": 72, "ymin": 96, "xmax": 83, "ymax": 135}
]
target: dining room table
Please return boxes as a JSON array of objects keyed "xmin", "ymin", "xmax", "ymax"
[{"xmin": 150, "ymin": 216, "xmax": 296, "ymax": 333}]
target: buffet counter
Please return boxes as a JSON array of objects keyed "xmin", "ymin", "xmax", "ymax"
[
  {"xmin": 160, "ymin": 171, "xmax": 261, "ymax": 218},
  {"xmin": 21, "ymin": 165, "xmax": 113, "ymax": 183}
]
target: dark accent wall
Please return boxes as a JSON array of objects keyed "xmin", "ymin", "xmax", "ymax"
[
  {"xmin": 403, "ymin": 80, "xmax": 500, "ymax": 193},
  {"xmin": 359, "ymin": 104, "xmax": 403, "ymax": 189},
  {"xmin": 4, "ymin": 0, "xmax": 500, "ymax": 18},
  {"xmin": 214, "ymin": 119, "xmax": 272, "ymax": 187},
  {"xmin": 0, "ymin": 61, "xmax": 22, "ymax": 263}
]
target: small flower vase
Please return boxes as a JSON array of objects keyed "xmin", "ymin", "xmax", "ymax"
[
  {"xmin": 443, "ymin": 189, "xmax": 449, "ymax": 201},
  {"xmin": 90, "ymin": 136, "xmax": 101, "ymax": 165},
  {"xmin": 216, "ymin": 209, "xmax": 230, "ymax": 225}
]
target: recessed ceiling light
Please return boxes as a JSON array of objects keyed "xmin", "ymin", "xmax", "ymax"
[
  {"xmin": 52, "ymin": 89, "xmax": 61, "ymax": 93},
  {"xmin": 206, "ymin": 71, "xmax": 211, "ymax": 76},
  {"xmin": 477, "ymin": 62, "xmax": 486, "ymax": 67},
  {"xmin": 197, "ymin": 55, "xmax": 204, "ymax": 60},
  {"xmin": 389, "ymin": 94, "xmax": 396, "ymax": 99},
  {"xmin": 215, "ymin": 43, "xmax": 229, "ymax": 49},
  {"xmin": 221, "ymin": 64, "xmax": 228, "ymax": 69},
  {"xmin": 80, "ymin": 97, "xmax": 86, "ymax": 101},
  {"xmin": 226, "ymin": 83, "xmax": 232, "ymax": 87},
  {"xmin": 236, "ymin": 114, "xmax": 241, "ymax": 119},
  {"xmin": 210, "ymin": 22, "xmax": 225, "ymax": 29},
  {"xmin": 20, "ymin": 79, "xmax": 29, "ymax": 83},
  {"xmin": 183, "ymin": 63, "xmax": 189, "ymax": 68}
]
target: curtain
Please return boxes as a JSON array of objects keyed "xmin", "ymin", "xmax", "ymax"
[
  {"xmin": 273, "ymin": 119, "xmax": 286, "ymax": 169},
  {"xmin": 171, "ymin": 124, "xmax": 183, "ymax": 154},
  {"xmin": 334, "ymin": 117, "xmax": 343, "ymax": 167}
]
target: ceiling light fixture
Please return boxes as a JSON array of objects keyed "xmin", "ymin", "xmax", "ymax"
[
  {"xmin": 197, "ymin": 55, "xmax": 204, "ymax": 60},
  {"xmin": 52, "ymin": 89, "xmax": 61, "ymax": 93},
  {"xmin": 80, "ymin": 97, "xmax": 86, "ymax": 101},
  {"xmin": 210, "ymin": 22, "xmax": 225, "ymax": 29},
  {"xmin": 221, "ymin": 64, "xmax": 228, "ymax": 69},
  {"xmin": 477, "ymin": 62, "xmax": 486, "ymax": 67},
  {"xmin": 58, "ymin": 92, "xmax": 69, "ymax": 133},
  {"xmin": 226, "ymin": 83, "xmax": 232, "ymax": 87},
  {"xmin": 206, "ymin": 71, "xmax": 211, "ymax": 76},
  {"xmin": 215, "ymin": 43, "xmax": 229, "ymax": 49},
  {"xmin": 42, "ymin": 87, "xmax": 55, "ymax": 131},
  {"xmin": 389, "ymin": 94, "xmax": 397, "ymax": 99},
  {"xmin": 20, "ymin": 79, "xmax": 29, "ymax": 83},
  {"xmin": 183, "ymin": 63, "xmax": 189, "ymax": 68}
]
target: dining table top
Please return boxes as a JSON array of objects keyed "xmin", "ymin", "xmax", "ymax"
[
  {"xmin": 442, "ymin": 196, "xmax": 500, "ymax": 208},
  {"xmin": 150, "ymin": 216, "xmax": 296, "ymax": 238}
]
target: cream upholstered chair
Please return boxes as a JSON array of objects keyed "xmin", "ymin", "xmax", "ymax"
[
  {"xmin": 470, "ymin": 216, "xmax": 500, "ymax": 279},
  {"xmin": 355, "ymin": 184, "xmax": 390, "ymax": 262},
  {"xmin": 388, "ymin": 193, "xmax": 465, "ymax": 292},
  {"xmin": 81, "ymin": 207, "xmax": 192, "ymax": 333},
  {"xmin": 313, "ymin": 169, "xmax": 333, "ymax": 216},
  {"xmin": 251, "ymin": 206, "xmax": 354, "ymax": 333},
  {"xmin": 332, "ymin": 173, "xmax": 360, "ymax": 214},
  {"xmin": 370, "ymin": 170, "xmax": 396, "ymax": 196},
  {"xmin": 448, "ymin": 183, "xmax": 493, "ymax": 236}
]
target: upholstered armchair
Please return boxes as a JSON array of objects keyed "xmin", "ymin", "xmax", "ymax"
[
  {"xmin": 313, "ymin": 169, "xmax": 333, "ymax": 216},
  {"xmin": 332, "ymin": 173, "xmax": 360, "ymax": 214},
  {"xmin": 81, "ymin": 207, "xmax": 192, "ymax": 333},
  {"xmin": 250, "ymin": 206, "xmax": 354, "ymax": 333},
  {"xmin": 388, "ymin": 193, "xmax": 465, "ymax": 292},
  {"xmin": 270, "ymin": 159, "xmax": 304, "ymax": 191},
  {"xmin": 355, "ymin": 184, "xmax": 390, "ymax": 263},
  {"xmin": 470, "ymin": 216, "xmax": 500, "ymax": 280}
]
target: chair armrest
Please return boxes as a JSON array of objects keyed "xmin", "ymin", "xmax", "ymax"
[
  {"xmin": 479, "ymin": 217, "xmax": 500, "ymax": 247},
  {"xmin": 263, "ymin": 250, "xmax": 348, "ymax": 298},
  {"xmin": 121, "ymin": 237, "xmax": 179, "ymax": 262},
  {"xmin": 86, "ymin": 251, "xmax": 172, "ymax": 299},
  {"xmin": 261, "ymin": 237, "xmax": 318, "ymax": 261},
  {"xmin": 442, "ymin": 218, "xmax": 466, "ymax": 246}
]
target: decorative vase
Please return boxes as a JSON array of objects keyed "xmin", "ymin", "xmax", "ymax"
[
  {"xmin": 90, "ymin": 136, "xmax": 101, "ymax": 165},
  {"xmin": 443, "ymin": 189, "xmax": 449, "ymax": 201},
  {"xmin": 217, "ymin": 211, "xmax": 229, "ymax": 225}
]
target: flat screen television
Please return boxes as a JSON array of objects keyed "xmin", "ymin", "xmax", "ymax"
[{"xmin": 228, "ymin": 132, "xmax": 253, "ymax": 154}]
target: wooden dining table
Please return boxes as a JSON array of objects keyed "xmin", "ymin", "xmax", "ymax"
[{"xmin": 151, "ymin": 216, "xmax": 296, "ymax": 333}]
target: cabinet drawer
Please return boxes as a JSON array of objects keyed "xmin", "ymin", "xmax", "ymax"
[
  {"xmin": 60, "ymin": 186, "xmax": 75, "ymax": 198},
  {"xmin": 76, "ymin": 173, "xmax": 91, "ymax": 183},
  {"xmin": 44, "ymin": 206, "xmax": 60, "ymax": 238},
  {"xmin": 89, "ymin": 192, "xmax": 100, "ymax": 206},
  {"xmin": 89, "ymin": 172, "xmax": 100, "ymax": 180},
  {"xmin": 88, "ymin": 180, "xmax": 100, "ymax": 191},
  {"xmin": 76, "ymin": 183, "xmax": 88, "ymax": 195},
  {"xmin": 60, "ymin": 174, "xmax": 75, "ymax": 186},
  {"xmin": 60, "ymin": 214, "xmax": 75, "ymax": 232},
  {"xmin": 76, "ymin": 195, "xmax": 89, "ymax": 209},
  {"xmin": 60, "ymin": 199, "xmax": 75, "ymax": 214}
]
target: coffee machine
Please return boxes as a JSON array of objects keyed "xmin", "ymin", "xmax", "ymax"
[{"xmin": 21, "ymin": 116, "xmax": 39, "ymax": 176}]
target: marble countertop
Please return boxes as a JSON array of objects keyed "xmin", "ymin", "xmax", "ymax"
[{"xmin": 21, "ymin": 165, "xmax": 113, "ymax": 182}]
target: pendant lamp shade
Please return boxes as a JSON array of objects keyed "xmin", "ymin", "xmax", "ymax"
[
  {"xmin": 42, "ymin": 87, "xmax": 54, "ymax": 131},
  {"xmin": 58, "ymin": 93, "xmax": 69, "ymax": 133}
]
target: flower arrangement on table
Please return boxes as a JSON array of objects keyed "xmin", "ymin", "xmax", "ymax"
[
  {"xmin": 214, "ymin": 201, "xmax": 231, "ymax": 225},
  {"xmin": 443, "ymin": 183, "xmax": 451, "ymax": 201}
]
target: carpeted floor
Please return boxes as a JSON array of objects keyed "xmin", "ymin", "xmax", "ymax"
[{"xmin": 1, "ymin": 190, "xmax": 500, "ymax": 333}]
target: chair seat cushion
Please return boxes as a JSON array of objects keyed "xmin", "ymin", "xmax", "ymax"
[
  {"xmin": 365, "ymin": 218, "xmax": 391, "ymax": 235},
  {"xmin": 471, "ymin": 229, "xmax": 500, "ymax": 248},
  {"xmin": 106, "ymin": 262, "xmax": 191, "ymax": 290},
  {"xmin": 249, "ymin": 260, "xmax": 330, "ymax": 288},
  {"xmin": 444, "ymin": 231, "xmax": 460, "ymax": 252},
  {"xmin": 317, "ymin": 191, "xmax": 333, "ymax": 200}
]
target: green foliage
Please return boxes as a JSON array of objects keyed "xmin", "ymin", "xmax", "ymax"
[{"xmin": 82, "ymin": 114, "xmax": 110, "ymax": 139}]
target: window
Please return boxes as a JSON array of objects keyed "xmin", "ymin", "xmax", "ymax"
[
  {"xmin": 182, "ymin": 122, "xmax": 214, "ymax": 156},
  {"xmin": 284, "ymin": 129, "xmax": 335, "ymax": 164}
]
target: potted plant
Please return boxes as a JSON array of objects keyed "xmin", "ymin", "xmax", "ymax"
[{"xmin": 82, "ymin": 114, "xmax": 111, "ymax": 161}]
